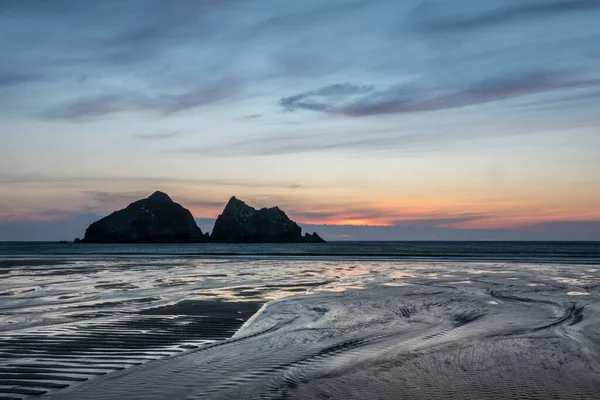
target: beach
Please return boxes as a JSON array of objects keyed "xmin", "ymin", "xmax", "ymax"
[
  {"xmin": 3, "ymin": 0, "xmax": 599, "ymax": 397},
  {"xmin": 1, "ymin": 242, "xmax": 600, "ymax": 399}
]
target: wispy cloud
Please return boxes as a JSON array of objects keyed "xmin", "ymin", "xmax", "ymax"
[
  {"xmin": 186, "ymin": 199, "xmax": 231, "ymax": 209},
  {"xmin": 0, "ymin": 207, "xmax": 100, "ymax": 223},
  {"xmin": 0, "ymin": 70, "xmax": 43, "ymax": 87},
  {"xmin": 41, "ymin": 80, "xmax": 239, "ymax": 121},
  {"xmin": 42, "ymin": 95, "xmax": 122, "ymax": 120},
  {"xmin": 528, "ymin": 220, "xmax": 600, "ymax": 233},
  {"xmin": 280, "ymin": 83, "xmax": 374, "ymax": 113},
  {"xmin": 392, "ymin": 214, "xmax": 488, "ymax": 228},
  {"xmin": 83, "ymin": 190, "xmax": 150, "ymax": 206},
  {"xmin": 178, "ymin": 126, "xmax": 526, "ymax": 157},
  {"xmin": 292, "ymin": 207, "xmax": 491, "ymax": 228},
  {"xmin": 414, "ymin": 0, "xmax": 600, "ymax": 33},
  {"xmin": 241, "ymin": 114, "xmax": 263, "ymax": 120},
  {"xmin": 301, "ymin": 221, "xmax": 600, "ymax": 241},
  {"xmin": 135, "ymin": 130, "xmax": 181, "ymax": 140},
  {"xmin": 0, "ymin": 212, "xmax": 101, "ymax": 241},
  {"xmin": 280, "ymin": 72, "xmax": 599, "ymax": 117},
  {"xmin": 0, "ymin": 172, "xmax": 306, "ymax": 190}
]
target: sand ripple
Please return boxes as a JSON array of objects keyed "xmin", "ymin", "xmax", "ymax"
[{"xmin": 2, "ymin": 257, "xmax": 600, "ymax": 399}]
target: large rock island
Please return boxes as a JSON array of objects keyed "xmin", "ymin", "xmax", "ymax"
[
  {"xmin": 81, "ymin": 191, "xmax": 208, "ymax": 243},
  {"xmin": 210, "ymin": 196, "xmax": 325, "ymax": 243}
]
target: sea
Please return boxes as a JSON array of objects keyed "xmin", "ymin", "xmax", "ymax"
[
  {"xmin": 1, "ymin": 241, "xmax": 600, "ymax": 399},
  {"xmin": 2, "ymin": 241, "xmax": 600, "ymax": 262}
]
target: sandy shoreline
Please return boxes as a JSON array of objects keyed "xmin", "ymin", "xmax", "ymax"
[
  {"xmin": 46, "ymin": 273, "xmax": 600, "ymax": 399},
  {"xmin": 2, "ymin": 254, "xmax": 600, "ymax": 399}
]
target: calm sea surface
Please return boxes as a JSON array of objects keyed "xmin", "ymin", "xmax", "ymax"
[{"xmin": 1, "ymin": 241, "xmax": 600, "ymax": 263}]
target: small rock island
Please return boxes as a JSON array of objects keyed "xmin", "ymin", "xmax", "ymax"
[
  {"xmin": 77, "ymin": 192, "xmax": 325, "ymax": 243},
  {"xmin": 81, "ymin": 191, "xmax": 208, "ymax": 243},
  {"xmin": 211, "ymin": 196, "xmax": 325, "ymax": 243}
]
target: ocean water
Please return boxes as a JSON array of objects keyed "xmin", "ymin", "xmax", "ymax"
[
  {"xmin": 1, "ymin": 241, "xmax": 600, "ymax": 399},
  {"xmin": 2, "ymin": 241, "xmax": 600, "ymax": 262}
]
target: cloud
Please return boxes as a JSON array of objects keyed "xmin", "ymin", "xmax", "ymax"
[
  {"xmin": 528, "ymin": 220, "xmax": 600, "ymax": 234},
  {"xmin": 4, "ymin": 0, "xmax": 600, "ymax": 127},
  {"xmin": 1, "ymin": 208, "xmax": 96, "ymax": 223},
  {"xmin": 0, "ymin": 172, "xmax": 305, "ymax": 190},
  {"xmin": 241, "ymin": 114, "xmax": 263, "ymax": 120},
  {"xmin": 392, "ymin": 214, "xmax": 488, "ymax": 228},
  {"xmin": 292, "ymin": 208, "xmax": 492, "ymax": 229},
  {"xmin": 183, "ymin": 123, "xmax": 528, "ymax": 157},
  {"xmin": 4, "ymin": 1, "xmax": 240, "ymax": 67},
  {"xmin": 0, "ymin": 211, "xmax": 100, "ymax": 241},
  {"xmin": 291, "ymin": 207, "xmax": 394, "ymax": 224},
  {"xmin": 300, "ymin": 220, "xmax": 600, "ymax": 241},
  {"xmin": 43, "ymin": 95, "xmax": 122, "ymax": 120},
  {"xmin": 83, "ymin": 190, "xmax": 150, "ymax": 206},
  {"xmin": 280, "ymin": 83, "xmax": 374, "ymax": 113},
  {"xmin": 135, "ymin": 130, "xmax": 181, "ymax": 140},
  {"xmin": 414, "ymin": 0, "xmax": 600, "ymax": 32},
  {"xmin": 42, "ymin": 80, "xmax": 238, "ymax": 120},
  {"xmin": 0, "ymin": 71, "xmax": 43, "ymax": 87},
  {"xmin": 187, "ymin": 199, "xmax": 231, "ymax": 209},
  {"xmin": 279, "ymin": 72, "xmax": 599, "ymax": 118}
]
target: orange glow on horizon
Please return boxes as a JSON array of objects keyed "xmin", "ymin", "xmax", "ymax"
[
  {"xmin": 324, "ymin": 219, "xmax": 391, "ymax": 227},
  {"xmin": 2, "ymin": 189, "xmax": 598, "ymax": 232},
  {"xmin": 287, "ymin": 198, "xmax": 600, "ymax": 230}
]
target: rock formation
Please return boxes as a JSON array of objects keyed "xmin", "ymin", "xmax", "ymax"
[
  {"xmin": 210, "ymin": 196, "xmax": 325, "ymax": 243},
  {"xmin": 81, "ymin": 191, "xmax": 207, "ymax": 243}
]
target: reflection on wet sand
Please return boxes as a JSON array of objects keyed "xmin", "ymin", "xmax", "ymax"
[{"xmin": 2, "ymin": 257, "xmax": 600, "ymax": 399}]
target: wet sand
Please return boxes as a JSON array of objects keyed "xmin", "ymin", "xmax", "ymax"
[
  {"xmin": 2, "ymin": 256, "xmax": 600, "ymax": 399},
  {"xmin": 0, "ymin": 299, "xmax": 261, "ymax": 400},
  {"xmin": 43, "ymin": 287, "xmax": 600, "ymax": 399}
]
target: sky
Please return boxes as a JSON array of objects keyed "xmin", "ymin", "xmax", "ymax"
[{"xmin": 0, "ymin": 0, "xmax": 599, "ymax": 241}]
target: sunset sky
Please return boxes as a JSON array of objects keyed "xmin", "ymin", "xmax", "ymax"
[{"xmin": 1, "ymin": 0, "xmax": 599, "ymax": 241}]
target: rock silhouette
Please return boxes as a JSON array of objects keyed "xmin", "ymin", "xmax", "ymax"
[
  {"xmin": 82, "ymin": 191, "xmax": 207, "ymax": 243},
  {"xmin": 210, "ymin": 196, "xmax": 325, "ymax": 243},
  {"xmin": 79, "ymin": 192, "xmax": 325, "ymax": 244}
]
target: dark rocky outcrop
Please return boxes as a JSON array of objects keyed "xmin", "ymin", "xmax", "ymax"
[
  {"xmin": 210, "ymin": 196, "xmax": 326, "ymax": 243},
  {"xmin": 303, "ymin": 232, "xmax": 326, "ymax": 243},
  {"xmin": 81, "ymin": 191, "xmax": 207, "ymax": 243}
]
